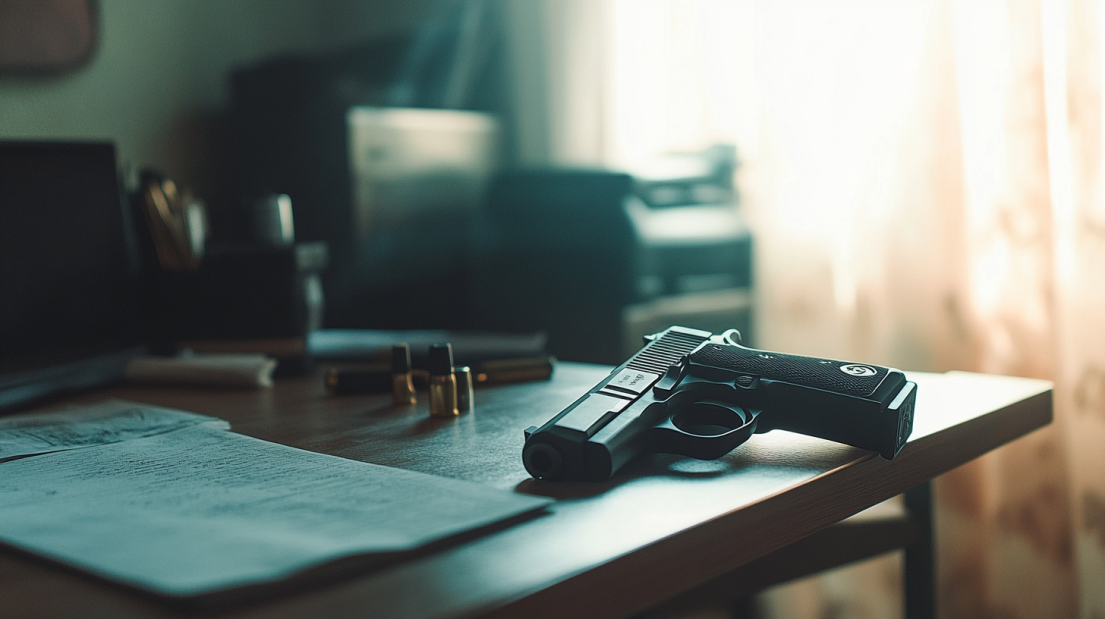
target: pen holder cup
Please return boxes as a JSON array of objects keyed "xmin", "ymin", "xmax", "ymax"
[{"xmin": 143, "ymin": 242, "xmax": 327, "ymax": 375}]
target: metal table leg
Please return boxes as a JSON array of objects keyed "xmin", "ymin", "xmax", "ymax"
[{"xmin": 904, "ymin": 481, "xmax": 935, "ymax": 619}]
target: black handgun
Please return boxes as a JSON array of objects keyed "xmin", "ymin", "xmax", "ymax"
[{"xmin": 522, "ymin": 326, "xmax": 917, "ymax": 481}]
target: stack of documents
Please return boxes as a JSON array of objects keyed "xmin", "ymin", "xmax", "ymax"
[{"xmin": 0, "ymin": 401, "xmax": 549, "ymax": 601}]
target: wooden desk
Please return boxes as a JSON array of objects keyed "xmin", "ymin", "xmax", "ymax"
[{"xmin": 0, "ymin": 364, "xmax": 1051, "ymax": 619}]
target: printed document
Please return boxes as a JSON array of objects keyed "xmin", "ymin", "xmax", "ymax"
[{"xmin": 0, "ymin": 401, "xmax": 549, "ymax": 597}]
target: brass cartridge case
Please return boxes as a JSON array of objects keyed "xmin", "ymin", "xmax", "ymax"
[
  {"xmin": 429, "ymin": 374, "xmax": 459, "ymax": 417},
  {"xmin": 392, "ymin": 373, "xmax": 416, "ymax": 405},
  {"xmin": 391, "ymin": 343, "xmax": 417, "ymax": 405},
  {"xmin": 455, "ymin": 366, "xmax": 474, "ymax": 413}
]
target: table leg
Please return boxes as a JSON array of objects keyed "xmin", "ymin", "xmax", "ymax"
[{"xmin": 904, "ymin": 481, "xmax": 935, "ymax": 619}]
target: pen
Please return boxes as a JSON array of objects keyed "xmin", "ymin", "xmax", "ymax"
[
  {"xmin": 324, "ymin": 356, "xmax": 556, "ymax": 396},
  {"xmin": 472, "ymin": 356, "xmax": 556, "ymax": 386},
  {"xmin": 326, "ymin": 364, "xmax": 390, "ymax": 395}
]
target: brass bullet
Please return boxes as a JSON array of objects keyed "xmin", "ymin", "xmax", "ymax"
[
  {"xmin": 455, "ymin": 366, "xmax": 475, "ymax": 413},
  {"xmin": 391, "ymin": 344, "xmax": 416, "ymax": 405},
  {"xmin": 428, "ymin": 343, "xmax": 458, "ymax": 418}
]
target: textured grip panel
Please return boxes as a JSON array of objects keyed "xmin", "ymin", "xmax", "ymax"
[{"xmin": 689, "ymin": 344, "xmax": 889, "ymax": 397}]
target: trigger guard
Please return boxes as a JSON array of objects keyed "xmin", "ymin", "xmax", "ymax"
[{"xmin": 649, "ymin": 403, "xmax": 758, "ymax": 460}]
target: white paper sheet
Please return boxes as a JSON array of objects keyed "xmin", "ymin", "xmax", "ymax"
[
  {"xmin": 0, "ymin": 399, "xmax": 227, "ymax": 462},
  {"xmin": 0, "ymin": 402, "xmax": 549, "ymax": 597}
]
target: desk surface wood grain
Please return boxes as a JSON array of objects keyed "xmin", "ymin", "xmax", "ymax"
[{"xmin": 0, "ymin": 364, "xmax": 1051, "ymax": 619}]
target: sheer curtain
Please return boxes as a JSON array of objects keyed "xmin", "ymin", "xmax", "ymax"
[{"xmin": 529, "ymin": 0, "xmax": 1105, "ymax": 616}]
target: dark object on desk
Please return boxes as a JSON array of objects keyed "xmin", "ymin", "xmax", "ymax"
[
  {"xmin": 472, "ymin": 148, "xmax": 753, "ymax": 365},
  {"xmin": 326, "ymin": 365, "xmax": 390, "ymax": 395},
  {"xmin": 148, "ymin": 242, "xmax": 327, "ymax": 376},
  {"xmin": 310, "ymin": 329, "xmax": 546, "ymax": 367},
  {"xmin": 428, "ymin": 344, "xmax": 459, "ymax": 418},
  {"xmin": 0, "ymin": 141, "xmax": 144, "ymax": 412},
  {"xmin": 523, "ymin": 326, "xmax": 917, "ymax": 481},
  {"xmin": 325, "ymin": 355, "xmax": 555, "ymax": 396}
]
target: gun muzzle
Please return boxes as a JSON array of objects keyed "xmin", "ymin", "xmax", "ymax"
[{"xmin": 523, "ymin": 440, "xmax": 564, "ymax": 479}]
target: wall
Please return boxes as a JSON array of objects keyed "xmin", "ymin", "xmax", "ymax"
[{"xmin": 0, "ymin": 0, "xmax": 441, "ymax": 192}]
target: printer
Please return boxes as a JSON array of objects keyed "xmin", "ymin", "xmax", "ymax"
[{"xmin": 471, "ymin": 146, "xmax": 753, "ymax": 364}]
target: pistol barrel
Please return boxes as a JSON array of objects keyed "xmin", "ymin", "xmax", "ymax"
[{"xmin": 523, "ymin": 327, "xmax": 711, "ymax": 480}]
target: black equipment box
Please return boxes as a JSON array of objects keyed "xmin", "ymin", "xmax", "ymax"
[{"xmin": 472, "ymin": 150, "xmax": 753, "ymax": 364}]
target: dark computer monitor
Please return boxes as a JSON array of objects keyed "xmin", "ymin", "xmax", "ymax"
[{"xmin": 0, "ymin": 141, "xmax": 144, "ymax": 411}]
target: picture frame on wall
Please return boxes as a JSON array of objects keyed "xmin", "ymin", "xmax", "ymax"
[{"xmin": 0, "ymin": 0, "xmax": 98, "ymax": 74}]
